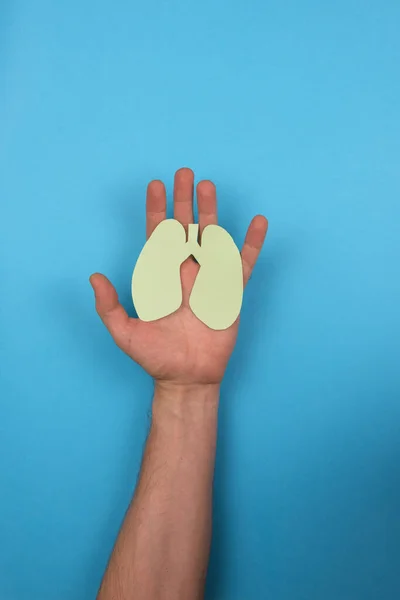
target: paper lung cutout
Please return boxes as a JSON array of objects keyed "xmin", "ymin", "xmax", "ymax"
[{"xmin": 131, "ymin": 219, "xmax": 243, "ymax": 330}]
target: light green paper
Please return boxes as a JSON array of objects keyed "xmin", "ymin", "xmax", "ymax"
[{"xmin": 131, "ymin": 219, "xmax": 243, "ymax": 330}]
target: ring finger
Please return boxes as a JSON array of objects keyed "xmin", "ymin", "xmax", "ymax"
[{"xmin": 197, "ymin": 180, "xmax": 218, "ymax": 233}]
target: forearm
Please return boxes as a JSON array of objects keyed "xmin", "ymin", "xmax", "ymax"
[{"xmin": 97, "ymin": 382, "xmax": 220, "ymax": 600}]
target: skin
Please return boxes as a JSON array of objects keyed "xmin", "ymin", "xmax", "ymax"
[{"xmin": 90, "ymin": 168, "xmax": 268, "ymax": 600}]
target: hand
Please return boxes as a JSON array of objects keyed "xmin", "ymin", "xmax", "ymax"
[{"xmin": 90, "ymin": 168, "xmax": 268, "ymax": 386}]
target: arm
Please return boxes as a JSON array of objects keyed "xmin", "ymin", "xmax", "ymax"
[
  {"xmin": 98, "ymin": 383, "xmax": 219, "ymax": 600},
  {"xmin": 91, "ymin": 168, "xmax": 268, "ymax": 600}
]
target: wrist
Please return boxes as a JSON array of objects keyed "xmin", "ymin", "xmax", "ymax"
[
  {"xmin": 152, "ymin": 380, "xmax": 220, "ymax": 425},
  {"xmin": 154, "ymin": 380, "xmax": 220, "ymax": 400}
]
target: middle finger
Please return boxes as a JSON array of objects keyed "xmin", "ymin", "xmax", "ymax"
[{"xmin": 173, "ymin": 168, "xmax": 194, "ymax": 228}]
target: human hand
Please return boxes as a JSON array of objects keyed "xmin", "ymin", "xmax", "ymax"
[{"xmin": 90, "ymin": 168, "xmax": 268, "ymax": 386}]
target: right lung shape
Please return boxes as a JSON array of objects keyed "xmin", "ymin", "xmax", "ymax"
[
  {"xmin": 131, "ymin": 219, "xmax": 186, "ymax": 321},
  {"xmin": 189, "ymin": 225, "xmax": 243, "ymax": 330},
  {"xmin": 131, "ymin": 219, "xmax": 243, "ymax": 330}
]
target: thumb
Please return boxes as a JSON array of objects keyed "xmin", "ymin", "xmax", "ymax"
[{"xmin": 89, "ymin": 273, "xmax": 131, "ymax": 349}]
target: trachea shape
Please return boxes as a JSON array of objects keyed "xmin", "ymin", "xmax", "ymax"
[{"xmin": 131, "ymin": 219, "xmax": 243, "ymax": 330}]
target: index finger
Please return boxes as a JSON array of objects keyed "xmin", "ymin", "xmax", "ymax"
[{"xmin": 146, "ymin": 179, "xmax": 167, "ymax": 239}]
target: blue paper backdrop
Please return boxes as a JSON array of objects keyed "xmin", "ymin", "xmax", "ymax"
[{"xmin": 1, "ymin": 1, "xmax": 400, "ymax": 598}]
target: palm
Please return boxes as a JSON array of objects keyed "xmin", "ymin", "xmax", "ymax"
[
  {"xmin": 91, "ymin": 169, "xmax": 267, "ymax": 385},
  {"xmin": 128, "ymin": 260, "xmax": 238, "ymax": 384}
]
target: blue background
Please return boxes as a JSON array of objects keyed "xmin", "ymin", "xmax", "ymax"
[{"xmin": 1, "ymin": 1, "xmax": 400, "ymax": 598}]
